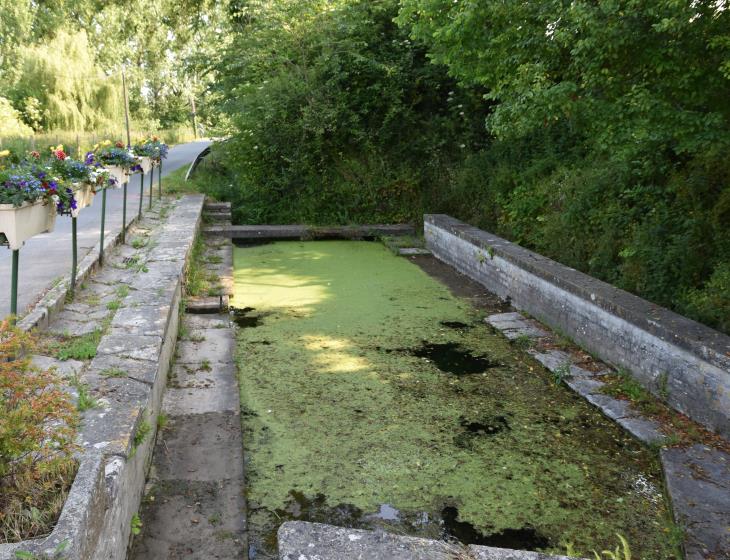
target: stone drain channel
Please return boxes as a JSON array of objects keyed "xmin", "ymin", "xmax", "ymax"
[{"xmin": 129, "ymin": 204, "xmax": 247, "ymax": 559}]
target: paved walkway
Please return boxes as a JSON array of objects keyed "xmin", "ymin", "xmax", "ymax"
[{"xmin": 0, "ymin": 140, "xmax": 211, "ymax": 317}]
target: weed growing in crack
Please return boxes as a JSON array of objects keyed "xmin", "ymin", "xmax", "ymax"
[
  {"xmin": 130, "ymin": 513, "xmax": 143, "ymax": 536},
  {"xmin": 71, "ymin": 375, "xmax": 97, "ymax": 412},
  {"xmin": 199, "ymin": 359, "xmax": 212, "ymax": 372},
  {"xmin": 130, "ymin": 420, "xmax": 152, "ymax": 457},
  {"xmin": 51, "ymin": 330, "xmax": 102, "ymax": 361},
  {"xmin": 100, "ymin": 367, "xmax": 127, "ymax": 378},
  {"xmin": 552, "ymin": 362, "xmax": 572, "ymax": 385}
]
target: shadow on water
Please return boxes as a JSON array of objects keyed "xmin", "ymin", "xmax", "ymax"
[
  {"xmin": 441, "ymin": 506, "xmax": 551, "ymax": 550},
  {"xmin": 231, "ymin": 306, "xmax": 264, "ymax": 328},
  {"xmin": 250, "ymin": 491, "xmax": 550, "ymax": 559},
  {"xmin": 412, "ymin": 342, "xmax": 499, "ymax": 375},
  {"xmin": 440, "ymin": 320, "xmax": 473, "ymax": 330}
]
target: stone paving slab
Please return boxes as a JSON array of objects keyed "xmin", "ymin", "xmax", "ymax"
[
  {"xmin": 175, "ymin": 328, "xmax": 236, "ymax": 364},
  {"xmin": 131, "ymin": 308, "xmax": 246, "ymax": 560},
  {"xmin": 277, "ymin": 522, "xmax": 581, "ymax": 560},
  {"xmin": 152, "ymin": 412, "xmax": 244, "ymax": 482},
  {"xmin": 662, "ymin": 445, "xmax": 730, "ymax": 560},
  {"xmin": 31, "ymin": 354, "xmax": 85, "ymax": 380},
  {"xmin": 129, "ymin": 479, "xmax": 246, "ymax": 560}
]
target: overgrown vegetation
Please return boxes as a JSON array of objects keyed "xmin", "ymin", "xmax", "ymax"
[
  {"xmin": 0, "ymin": 320, "xmax": 78, "ymax": 543},
  {"xmin": 203, "ymin": 0, "xmax": 730, "ymax": 335}
]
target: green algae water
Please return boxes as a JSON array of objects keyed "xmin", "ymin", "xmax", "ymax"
[{"xmin": 233, "ymin": 241, "xmax": 679, "ymax": 559}]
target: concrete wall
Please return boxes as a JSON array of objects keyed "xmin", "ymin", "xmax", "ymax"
[{"xmin": 424, "ymin": 214, "xmax": 730, "ymax": 438}]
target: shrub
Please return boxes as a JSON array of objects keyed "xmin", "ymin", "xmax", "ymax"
[{"xmin": 0, "ymin": 320, "xmax": 78, "ymax": 543}]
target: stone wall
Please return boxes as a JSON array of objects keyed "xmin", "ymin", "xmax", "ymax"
[
  {"xmin": 424, "ymin": 214, "xmax": 730, "ymax": 438},
  {"xmin": 0, "ymin": 195, "xmax": 205, "ymax": 560}
]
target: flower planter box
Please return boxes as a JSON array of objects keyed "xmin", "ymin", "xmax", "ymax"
[
  {"xmin": 139, "ymin": 157, "xmax": 153, "ymax": 174},
  {"xmin": 104, "ymin": 165, "xmax": 129, "ymax": 187},
  {"xmin": 71, "ymin": 183, "xmax": 95, "ymax": 217},
  {"xmin": 0, "ymin": 200, "xmax": 57, "ymax": 250}
]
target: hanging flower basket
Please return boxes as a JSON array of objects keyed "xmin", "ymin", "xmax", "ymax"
[{"xmin": 0, "ymin": 199, "xmax": 57, "ymax": 250}]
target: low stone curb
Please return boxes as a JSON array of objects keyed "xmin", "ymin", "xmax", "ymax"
[
  {"xmin": 277, "ymin": 522, "xmax": 582, "ymax": 560},
  {"xmin": 0, "ymin": 195, "xmax": 205, "ymax": 560},
  {"xmin": 486, "ymin": 311, "xmax": 730, "ymax": 560}
]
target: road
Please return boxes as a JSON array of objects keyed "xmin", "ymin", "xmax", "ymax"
[{"xmin": 0, "ymin": 140, "xmax": 211, "ymax": 317}]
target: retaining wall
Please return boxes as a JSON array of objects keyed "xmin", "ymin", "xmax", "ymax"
[
  {"xmin": 424, "ymin": 214, "xmax": 730, "ymax": 438},
  {"xmin": 0, "ymin": 195, "xmax": 205, "ymax": 560}
]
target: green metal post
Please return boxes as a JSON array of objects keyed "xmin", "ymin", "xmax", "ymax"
[
  {"xmin": 100, "ymin": 188, "xmax": 107, "ymax": 265},
  {"xmin": 158, "ymin": 160, "xmax": 163, "ymax": 199},
  {"xmin": 10, "ymin": 249, "xmax": 19, "ymax": 320},
  {"xmin": 122, "ymin": 180, "xmax": 128, "ymax": 244},
  {"xmin": 138, "ymin": 172, "xmax": 145, "ymax": 220},
  {"xmin": 71, "ymin": 217, "xmax": 78, "ymax": 297}
]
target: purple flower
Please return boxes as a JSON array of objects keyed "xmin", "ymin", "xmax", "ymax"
[{"xmin": 85, "ymin": 152, "xmax": 95, "ymax": 165}]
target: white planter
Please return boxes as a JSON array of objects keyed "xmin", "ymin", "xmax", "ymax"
[
  {"xmin": 71, "ymin": 184, "xmax": 95, "ymax": 217},
  {"xmin": 139, "ymin": 157, "xmax": 153, "ymax": 174},
  {"xmin": 104, "ymin": 165, "xmax": 128, "ymax": 187},
  {"xmin": 0, "ymin": 200, "xmax": 57, "ymax": 250}
]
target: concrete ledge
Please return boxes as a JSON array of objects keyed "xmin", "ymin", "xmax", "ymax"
[
  {"xmin": 0, "ymin": 195, "xmax": 205, "ymax": 560},
  {"xmin": 277, "ymin": 522, "xmax": 580, "ymax": 560},
  {"xmin": 205, "ymin": 223, "xmax": 414, "ymax": 240},
  {"xmin": 425, "ymin": 214, "xmax": 730, "ymax": 437}
]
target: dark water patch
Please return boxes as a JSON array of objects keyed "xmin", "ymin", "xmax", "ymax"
[
  {"xmin": 412, "ymin": 342, "xmax": 499, "ymax": 375},
  {"xmin": 461, "ymin": 415, "xmax": 510, "ymax": 436},
  {"xmin": 440, "ymin": 321, "xmax": 473, "ymax": 330},
  {"xmin": 455, "ymin": 415, "xmax": 510, "ymax": 449},
  {"xmin": 231, "ymin": 307, "xmax": 263, "ymax": 328},
  {"xmin": 441, "ymin": 506, "xmax": 550, "ymax": 550}
]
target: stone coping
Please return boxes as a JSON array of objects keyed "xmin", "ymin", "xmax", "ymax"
[
  {"xmin": 278, "ymin": 522, "xmax": 581, "ymax": 560},
  {"xmin": 424, "ymin": 214, "xmax": 730, "ymax": 438},
  {"xmin": 0, "ymin": 195, "xmax": 205, "ymax": 560},
  {"xmin": 425, "ymin": 214, "xmax": 730, "ymax": 373}
]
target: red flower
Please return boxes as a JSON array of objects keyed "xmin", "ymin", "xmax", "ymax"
[
  {"xmin": 30, "ymin": 151, "xmax": 40, "ymax": 159},
  {"xmin": 55, "ymin": 150, "xmax": 66, "ymax": 160},
  {"xmin": 115, "ymin": 141, "xmax": 125, "ymax": 148}
]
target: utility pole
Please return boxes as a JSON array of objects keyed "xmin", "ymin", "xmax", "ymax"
[
  {"xmin": 122, "ymin": 68, "xmax": 132, "ymax": 148},
  {"xmin": 190, "ymin": 94, "xmax": 198, "ymax": 139}
]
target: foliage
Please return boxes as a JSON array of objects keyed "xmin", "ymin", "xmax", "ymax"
[
  {"xmin": 211, "ymin": 0, "xmax": 485, "ymax": 224},
  {"xmin": 0, "ymin": 319, "xmax": 78, "ymax": 543},
  {"xmin": 209, "ymin": 0, "xmax": 730, "ymax": 335},
  {"xmin": 0, "ymin": 1, "xmax": 231, "ymax": 135},
  {"xmin": 0, "ymin": 98, "xmax": 32, "ymax": 137}
]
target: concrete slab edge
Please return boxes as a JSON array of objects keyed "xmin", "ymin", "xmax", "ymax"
[
  {"xmin": 0, "ymin": 195, "xmax": 205, "ymax": 560},
  {"xmin": 277, "ymin": 521, "xmax": 583, "ymax": 560},
  {"xmin": 204, "ymin": 223, "xmax": 415, "ymax": 239}
]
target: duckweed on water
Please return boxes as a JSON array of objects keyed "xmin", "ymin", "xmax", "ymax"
[{"xmin": 233, "ymin": 241, "xmax": 679, "ymax": 559}]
